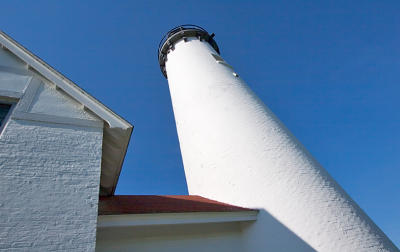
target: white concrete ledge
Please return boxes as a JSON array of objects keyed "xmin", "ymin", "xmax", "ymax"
[
  {"xmin": 12, "ymin": 111, "xmax": 104, "ymax": 128},
  {"xmin": 98, "ymin": 211, "xmax": 258, "ymax": 228}
]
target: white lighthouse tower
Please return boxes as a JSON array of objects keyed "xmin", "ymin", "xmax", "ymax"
[{"xmin": 158, "ymin": 25, "xmax": 398, "ymax": 251}]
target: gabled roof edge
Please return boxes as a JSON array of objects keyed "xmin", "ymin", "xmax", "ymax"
[
  {"xmin": 0, "ymin": 30, "xmax": 133, "ymax": 196},
  {"xmin": 110, "ymin": 126, "xmax": 133, "ymax": 195},
  {"xmin": 0, "ymin": 30, "xmax": 132, "ymax": 130}
]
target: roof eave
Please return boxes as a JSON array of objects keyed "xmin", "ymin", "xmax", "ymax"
[
  {"xmin": 0, "ymin": 30, "xmax": 133, "ymax": 196},
  {"xmin": 97, "ymin": 211, "xmax": 258, "ymax": 228}
]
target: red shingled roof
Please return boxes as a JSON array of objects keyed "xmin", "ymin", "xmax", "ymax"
[{"xmin": 98, "ymin": 195, "xmax": 255, "ymax": 215}]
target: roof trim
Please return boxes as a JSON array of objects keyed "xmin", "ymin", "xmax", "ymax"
[
  {"xmin": 0, "ymin": 30, "xmax": 133, "ymax": 195},
  {"xmin": 97, "ymin": 211, "xmax": 258, "ymax": 228},
  {"xmin": 0, "ymin": 30, "xmax": 132, "ymax": 129}
]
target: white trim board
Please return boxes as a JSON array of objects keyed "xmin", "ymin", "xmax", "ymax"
[
  {"xmin": 12, "ymin": 111, "xmax": 104, "ymax": 128},
  {"xmin": 0, "ymin": 31, "xmax": 131, "ymax": 129},
  {"xmin": 14, "ymin": 76, "xmax": 38, "ymax": 112},
  {"xmin": 0, "ymin": 30, "xmax": 133, "ymax": 196},
  {"xmin": 0, "ymin": 90, "xmax": 23, "ymax": 100},
  {"xmin": 0, "ymin": 65, "xmax": 31, "ymax": 76},
  {"xmin": 97, "ymin": 211, "xmax": 258, "ymax": 228}
]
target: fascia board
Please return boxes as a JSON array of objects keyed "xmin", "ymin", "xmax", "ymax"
[
  {"xmin": 0, "ymin": 30, "xmax": 132, "ymax": 130},
  {"xmin": 97, "ymin": 211, "xmax": 258, "ymax": 228},
  {"xmin": 0, "ymin": 30, "xmax": 133, "ymax": 196}
]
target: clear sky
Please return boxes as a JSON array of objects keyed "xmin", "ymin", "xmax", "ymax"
[{"xmin": 1, "ymin": 0, "xmax": 399, "ymax": 246}]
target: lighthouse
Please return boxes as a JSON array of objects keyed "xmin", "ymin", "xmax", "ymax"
[{"xmin": 158, "ymin": 25, "xmax": 398, "ymax": 251}]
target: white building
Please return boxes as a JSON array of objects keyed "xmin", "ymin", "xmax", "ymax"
[{"xmin": 0, "ymin": 27, "xmax": 398, "ymax": 252}]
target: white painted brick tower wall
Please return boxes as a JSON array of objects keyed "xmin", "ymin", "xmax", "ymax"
[{"xmin": 159, "ymin": 25, "xmax": 398, "ymax": 252}]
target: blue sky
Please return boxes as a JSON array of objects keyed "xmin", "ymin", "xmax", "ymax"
[{"xmin": 1, "ymin": 0, "xmax": 399, "ymax": 246}]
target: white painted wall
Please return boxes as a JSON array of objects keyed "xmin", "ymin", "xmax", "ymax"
[
  {"xmin": 165, "ymin": 37, "xmax": 398, "ymax": 251},
  {"xmin": 28, "ymin": 82, "xmax": 99, "ymax": 120},
  {"xmin": 96, "ymin": 222, "xmax": 244, "ymax": 252},
  {"xmin": 0, "ymin": 47, "xmax": 103, "ymax": 251},
  {"xmin": 0, "ymin": 48, "xmax": 27, "ymax": 70},
  {"xmin": 0, "ymin": 49, "xmax": 31, "ymax": 94},
  {"xmin": 0, "ymin": 71, "xmax": 30, "ymax": 94}
]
